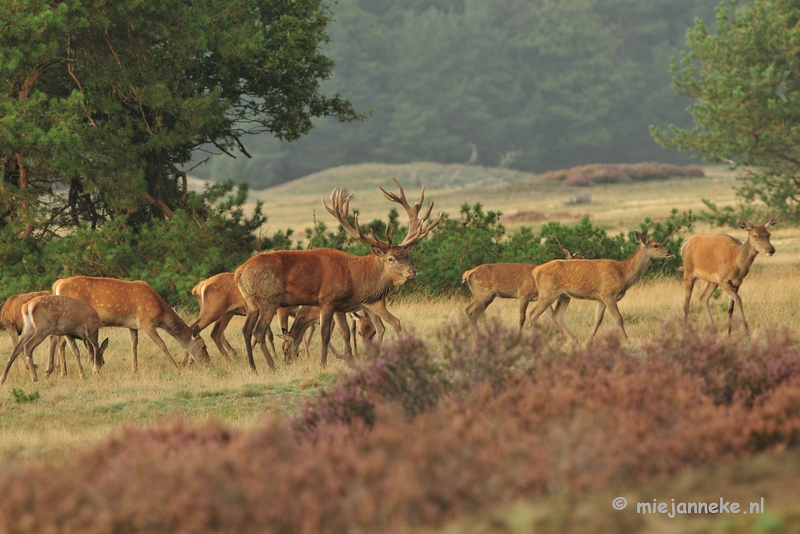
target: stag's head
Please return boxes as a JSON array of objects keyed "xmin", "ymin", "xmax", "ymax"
[
  {"xmin": 635, "ymin": 231, "xmax": 675, "ymax": 259},
  {"xmin": 322, "ymin": 178, "xmax": 442, "ymax": 287},
  {"xmin": 740, "ymin": 212, "xmax": 778, "ymax": 256}
]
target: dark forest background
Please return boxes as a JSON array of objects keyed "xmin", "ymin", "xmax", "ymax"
[{"xmin": 193, "ymin": 0, "xmax": 719, "ymax": 189}]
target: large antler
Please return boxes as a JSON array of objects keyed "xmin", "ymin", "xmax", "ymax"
[
  {"xmin": 379, "ymin": 177, "xmax": 443, "ymax": 248},
  {"xmin": 321, "ymin": 187, "xmax": 391, "ymax": 250}
]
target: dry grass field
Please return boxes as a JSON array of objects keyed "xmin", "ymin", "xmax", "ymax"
[{"xmin": 3, "ymin": 164, "xmax": 799, "ymax": 481}]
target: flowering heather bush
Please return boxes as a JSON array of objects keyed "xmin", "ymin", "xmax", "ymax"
[
  {"xmin": 3, "ymin": 321, "xmax": 800, "ymax": 533},
  {"xmin": 539, "ymin": 162, "xmax": 704, "ymax": 186}
]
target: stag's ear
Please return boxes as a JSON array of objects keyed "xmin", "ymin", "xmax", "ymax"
[
  {"xmin": 192, "ymin": 325, "xmax": 201, "ymax": 339},
  {"xmin": 371, "ymin": 245, "xmax": 387, "ymax": 257},
  {"xmin": 635, "ymin": 231, "xmax": 649, "ymax": 245},
  {"xmin": 739, "ymin": 215, "xmax": 752, "ymax": 231},
  {"xmin": 404, "ymin": 242, "xmax": 417, "ymax": 254}
]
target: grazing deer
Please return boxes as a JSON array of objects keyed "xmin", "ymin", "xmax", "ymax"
[
  {"xmin": 280, "ymin": 305, "xmax": 382, "ymax": 362},
  {"xmin": 462, "ymin": 243, "xmax": 587, "ymax": 330},
  {"xmin": 53, "ymin": 276, "xmax": 210, "ymax": 371},
  {"xmin": 180, "ymin": 272, "xmax": 299, "ymax": 363},
  {"xmin": 1, "ymin": 295, "xmax": 108, "ymax": 384},
  {"xmin": 278, "ymin": 306, "xmax": 353, "ymax": 363},
  {"xmin": 682, "ymin": 212, "xmax": 778, "ymax": 335},
  {"xmin": 1, "ymin": 291, "xmax": 54, "ymax": 374},
  {"xmin": 235, "ymin": 177, "xmax": 441, "ymax": 371},
  {"xmin": 529, "ymin": 231, "xmax": 673, "ymax": 344}
]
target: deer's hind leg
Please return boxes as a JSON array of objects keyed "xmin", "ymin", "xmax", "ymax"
[{"xmin": 698, "ymin": 282, "xmax": 719, "ymax": 331}]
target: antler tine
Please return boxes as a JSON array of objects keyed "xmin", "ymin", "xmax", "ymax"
[
  {"xmin": 397, "ymin": 211, "xmax": 443, "ymax": 248},
  {"xmin": 380, "ymin": 177, "xmax": 441, "ymax": 247},
  {"xmin": 321, "ymin": 187, "xmax": 390, "ymax": 250}
]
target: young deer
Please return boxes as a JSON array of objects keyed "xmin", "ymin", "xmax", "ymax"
[
  {"xmin": 0, "ymin": 291, "xmax": 54, "ymax": 374},
  {"xmin": 1, "ymin": 295, "xmax": 108, "ymax": 384},
  {"xmin": 235, "ymin": 178, "xmax": 441, "ymax": 371},
  {"xmin": 529, "ymin": 231, "xmax": 673, "ymax": 344},
  {"xmin": 279, "ymin": 305, "xmax": 381, "ymax": 363},
  {"xmin": 682, "ymin": 212, "xmax": 778, "ymax": 335},
  {"xmin": 462, "ymin": 243, "xmax": 586, "ymax": 330},
  {"xmin": 278, "ymin": 306, "xmax": 353, "ymax": 363},
  {"xmin": 53, "ymin": 276, "xmax": 210, "ymax": 371}
]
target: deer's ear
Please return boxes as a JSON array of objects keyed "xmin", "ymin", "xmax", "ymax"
[
  {"xmin": 371, "ymin": 245, "xmax": 387, "ymax": 257},
  {"xmin": 764, "ymin": 211, "xmax": 779, "ymax": 228},
  {"xmin": 192, "ymin": 325, "xmax": 201, "ymax": 339},
  {"xmin": 739, "ymin": 215, "xmax": 751, "ymax": 230},
  {"xmin": 282, "ymin": 328, "xmax": 290, "ymax": 336},
  {"xmin": 403, "ymin": 242, "xmax": 417, "ymax": 254},
  {"xmin": 99, "ymin": 338, "xmax": 109, "ymax": 351},
  {"xmin": 635, "ymin": 231, "xmax": 648, "ymax": 244}
]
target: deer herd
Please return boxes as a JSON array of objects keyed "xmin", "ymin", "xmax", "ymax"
[{"xmin": 0, "ymin": 177, "xmax": 782, "ymax": 385}]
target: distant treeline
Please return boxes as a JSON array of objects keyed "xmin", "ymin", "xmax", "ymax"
[{"xmin": 196, "ymin": 0, "xmax": 719, "ymax": 189}]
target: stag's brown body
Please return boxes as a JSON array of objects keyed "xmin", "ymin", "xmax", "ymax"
[
  {"xmin": 530, "ymin": 232, "xmax": 673, "ymax": 344},
  {"xmin": 682, "ymin": 213, "xmax": 778, "ymax": 335},
  {"xmin": 236, "ymin": 178, "xmax": 441, "ymax": 371},
  {"xmin": 53, "ymin": 276, "xmax": 210, "ymax": 371},
  {"xmin": 1, "ymin": 295, "xmax": 108, "ymax": 384}
]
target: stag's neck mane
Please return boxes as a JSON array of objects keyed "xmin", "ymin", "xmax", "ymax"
[{"xmin": 351, "ymin": 253, "xmax": 397, "ymax": 305}]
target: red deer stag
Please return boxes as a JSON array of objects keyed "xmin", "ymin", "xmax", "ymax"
[
  {"xmin": 529, "ymin": 231, "xmax": 673, "ymax": 344},
  {"xmin": 235, "ymin": 177, "xmax": 441, "ymax": 371},
  {"xmin": 682, "ymin": 212, "xmax": 778, "ymax": 335},
  {"xmin": 462, "ymin": 242, "xmax": 587, "ymax": 330},
  {"xmin": 180, "ymin": 272, "xmax": 300, "ymax": 364},
  {"xmin": 53, "ymin": 276, "xmax": 210, "ymax": 371},
  {"xmin": 1, "ymin": 295, "xmax": 108, "ymax": 384}
]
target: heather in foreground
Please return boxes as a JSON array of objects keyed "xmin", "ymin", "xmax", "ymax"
[{"xmin": 2, "ymin": 322, "xmax": 800, "ymax": 533}]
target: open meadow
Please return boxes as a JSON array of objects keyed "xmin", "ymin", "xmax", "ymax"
[{"xmin": 3, "ymin": 164, "xmax": 800, "ymax": 532}]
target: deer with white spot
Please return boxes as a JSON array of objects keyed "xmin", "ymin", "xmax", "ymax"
[
  {"xmin": 53, "ymin": 276, "xmax": 210, "ymax": 371},
  {"xmin": 1, "ymin": 295, "xmax": 108, "ymax": 384}
]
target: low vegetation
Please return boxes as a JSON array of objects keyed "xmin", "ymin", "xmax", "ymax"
[
  {"xmin": 2, "ymin": 321, "xmax": 800, "ymax": 533},
  {"xmin": 537, "ymin": 162, "xmax": 705, "ymax": 187}
]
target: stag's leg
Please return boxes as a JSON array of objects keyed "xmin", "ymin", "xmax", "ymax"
[
  {"xmin": 251, "ymin": 308, "xmax": 278, "ymax": 371},
  {"xmin": 350, "ymin": 315, "xmax": 359, "ymax": 357},
  {"xmin": 64, "ymin": 336, "xmax": 87, "ymax": 380},
  {"xmin": 683, "ymin": 273, "xmax": 697, "ymax": 323},
  {"xmin": 720, "ymin": 281, "xmax": 748, "ymax": 335},
  {"xmin": 318, "ymin": 307, "xmax": 336, "ymax": 369},
  {"xmin": 603, "ymin": 298, "xmax": 629, "ymax": 341},
  {"xmin": 698, "ymin": 282, "xmax": 719, "ymax": 331},
  {"xmin": 241, "ymin": 309, "xmax": 260, "ymax": 372},
  {"xmin": 334, "ymin": 312, "xmax": 353, "ymax": 360},
  {"xmin": 139, "ymin": 325, "xmax": 181, "ymax": 371}
]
